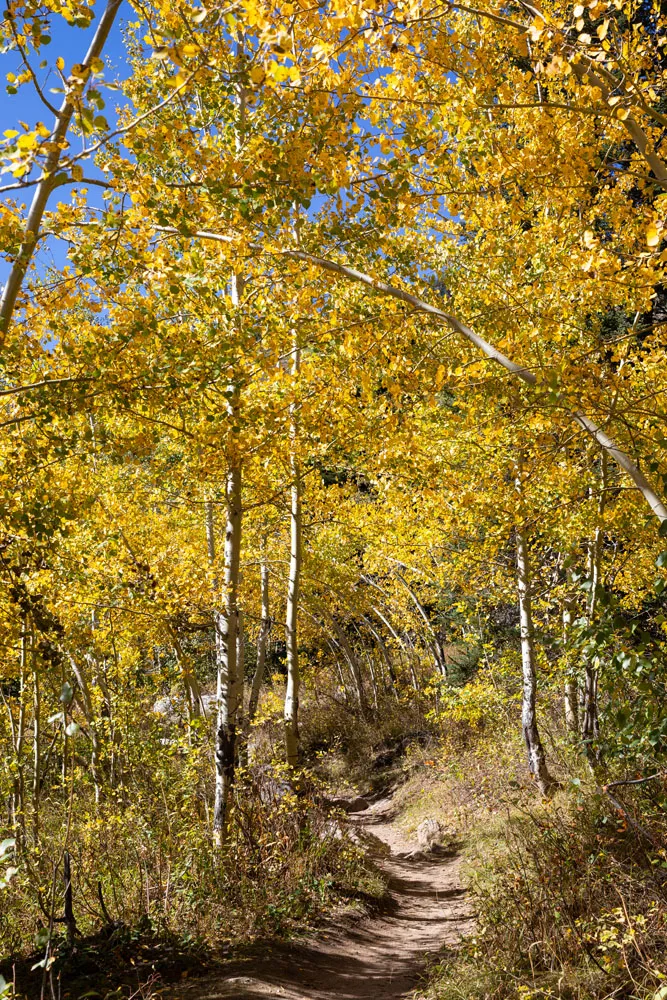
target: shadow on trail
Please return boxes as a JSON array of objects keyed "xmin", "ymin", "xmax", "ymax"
[{"xmin": 175, "ymin": 795, "xmax": 472, "ymax": 1000}]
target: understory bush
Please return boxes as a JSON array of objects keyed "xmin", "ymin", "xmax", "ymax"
[
  {"xmin": 424, "ymin": 778, "xmax": 667, "ymax": 1000},
  {"xmin": 0, "ymin": 754, "xmax": 380, "ymax": 996},
  {"xmin": 300, "ymin": 689, "xmax": 431, "ymax": 786}
]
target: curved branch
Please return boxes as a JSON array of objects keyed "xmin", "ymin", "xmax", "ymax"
[{"xmin": 155, "ymin": 225, "xmax": 667, "ymax": 523}]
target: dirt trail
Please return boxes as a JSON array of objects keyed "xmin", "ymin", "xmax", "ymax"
[{"xmin": 175, "ymin": 794, "xmax": 472, "ymax": 1000}]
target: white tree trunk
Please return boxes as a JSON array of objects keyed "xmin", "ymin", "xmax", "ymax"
[
  {"xmin": 69, "ymin": 655, "xmax": 101, "ymax": 803},
  {"xmin": 582, "ymin": 453, "xmax": 607, "ymax": 754},
  {"xmin": 168, "ymin": 626, "xmax": 203, "ymax": 721},
  {"xmin": 362, "ymin": 616, "xmax": 398, "ymax": 697},
  {"xmin": 284, "ymin": 332, "xmax": 302, "ymax": 769},
  {"xmin": 364, "ymin": 650, "xmax": 379, "ymax": 709},
  {"xmin": 396, "ymin": 575, "xmax": 447, "ymax": 676},
  {"xmin": 211, "ymin": 463, "xmax": 242, "ymax": 843},
  {"xmin": 236, "ymin": 609, "xmax": 246, "ymax": 763},
  {"xmin": 516, "ymin": 526, "xmax": 556, "ymax": 796},
  {"xmin": 32, "ymin": 651, "xmax": 40, "ymax": 843},
  {"xmin": 248, "ymin": 544, "xmax": 270, "ymax": 726},
  {"xmin": 372, "ymin": 607, "xmax": 412, "ymax": 686},
  {"xmin": 211, "ymin": 271, "xmax": 244, "ymax": 844},
  {"xmin": 562, "ymin": 590, "xmax": 579, "ymax": 734},
  {"xmin": 331, "ymin": 618, "xmax": 367, "ymax": 712}
]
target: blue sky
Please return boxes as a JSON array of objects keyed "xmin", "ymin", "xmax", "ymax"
[
  {"xmin": 2, "ymin": 4, "xmax": 131, "ymax": 128},
  {"xmin": 1, "ymin": 4, "xmax": 133, "ymax": 287}
]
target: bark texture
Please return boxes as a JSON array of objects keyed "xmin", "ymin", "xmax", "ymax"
[
  {"xmin": 212, "ymin": 464, "xmax": 242, "ymax": 844},
  {"xmin": 562, "ymin": 594, "xmax": 579, "ymax": 734},
  {"xmin": 284, "ymin": 333, "xmax": 302, "ymax": 769},
  {"xmin": 248, "ymin": 545, "xmax": 270, "ymax": 726},
  {"xmin": 516, "ymin": 526, "xmax": 556, "ymax": 796},
  {"xmin": 582, "ymin": 455, "xmax": 607, "ymax": 756}
]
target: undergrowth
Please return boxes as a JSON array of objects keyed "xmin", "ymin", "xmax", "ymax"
[
  {"xmin": 0, "ymin": 735, "xmax": 382, "ymax": 998},
  {"xmin": 300, "ymin": 691, "xmax": 431, "ymax": 789},
  {"xmin": 403, "ymin": 729, "xmax": 667, "ymax": 1000}
]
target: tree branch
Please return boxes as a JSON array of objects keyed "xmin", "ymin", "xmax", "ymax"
[
  {"xmin": 153, "ymin": 225, "xmax": 667, "ymax": 523},
  {"xmin": 0, "ymin": 0, "xmax": 123, "ymax": 349}
]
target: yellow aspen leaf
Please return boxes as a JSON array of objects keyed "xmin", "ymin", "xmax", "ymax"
[
  {"xmin": 56, "ymin": 56, "xmax": 65, "ymax": 71},
  {"xmin": 646, "ymin": 223, "xmax": 660, "ymax": 247},
  {"xmin": 250, "ymin": 65, "xmax": 266, "ymax": 85},
  {"xmin": 573, "ymin": 3, "xmax": 585, "ymax": 14},
  {"xmin": 578, "ymin": 32, "xmax": 592, "ymax": 43},
  {"xmin": 597, "ymin": 19, "xmax": 609, "ymax": 38},
  {"xmin": 268, "ymin": 62, "xmax": 290, "ymax": 83}
]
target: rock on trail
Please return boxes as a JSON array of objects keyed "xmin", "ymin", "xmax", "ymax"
[{"xmin": 172, "ymin": 794, "xmax": 472, "ymax": 1000}]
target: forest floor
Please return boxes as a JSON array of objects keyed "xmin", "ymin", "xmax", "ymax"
[{"xmin": 170, "ymin": 790, "xmax": 473, "ymax": 1000}]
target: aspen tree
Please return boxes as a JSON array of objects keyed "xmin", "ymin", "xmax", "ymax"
[
  {"xmin": 284, "ymin": 327, "xmax": 302, "ymax": 769},
  {"xmin": 330, "ymin": 618, "xmax": 367, "ymax": 713},
  {"xmin": 361, "ymin": 616, "xmax": 398, "ymax": 698},
  {"xmin": 209, "ymin": 403, "xmax": 243, "ymax": 844},
  {"xmin": 515, "ymin": 465, "xmax": 557, "ymax": 796},
  {"xmin": 248, "ymin": 540, "xmax": 270, "ymax": 727},
  {"xmin": 562, "ymin": 571, "xmax": 579, "ymax": 735},
  {"xmin": 68, "ymin": 656, "xmax": 101, "ymax": 804},
  {"xmin": 516, "ymin": 526, "xmax": 556, "ymax": 795},
  {"xmin": 31, "ymin": 626, "xmax": 40, "ymax": 843},
  {"xmin": 582, "ymin": 454, "xmax": 608, "ymax": 754}
]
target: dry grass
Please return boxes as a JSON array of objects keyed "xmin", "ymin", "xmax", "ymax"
[{"xmin": 403, "ymin": 736, "xmax": 667, "ymax": 1000}]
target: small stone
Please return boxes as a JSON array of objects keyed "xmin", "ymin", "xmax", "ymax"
[{"xmin": 417, "ymin": 818, "xmax": 443, "ymax": 849}]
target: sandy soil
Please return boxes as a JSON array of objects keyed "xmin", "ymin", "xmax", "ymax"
[{"xmin": 170, "ymin": 794, "xmax": 472, "ymax": 1000}]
